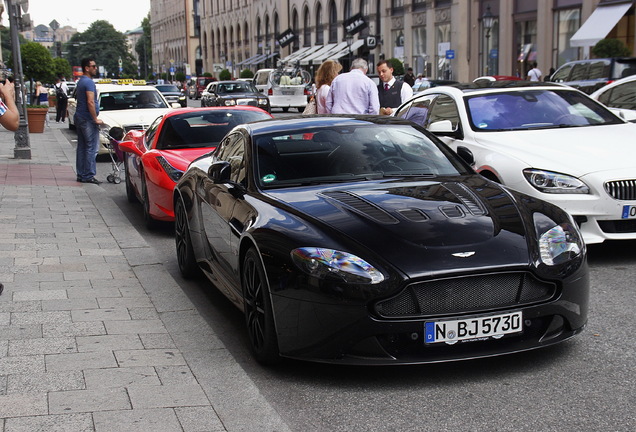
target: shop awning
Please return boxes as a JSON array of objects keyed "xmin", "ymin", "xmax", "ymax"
[
  {"xmin": 570, "ymin": 2, "xmax": 632, "ymax": 47},
  {"xmin": 312, "ymin": 42, "xmax": 349, "ymax": 63},
  {"xmin": 325, "ymin": 39, "xmax": 365, "ymax": 60},
  {"xmin": 236, "ymin": 54, "xmax": 262, "ymax": 66},
  {"xmin": 300, "ymin": 43, "xmax": 337, "ymax": 65},
  {"xmin": 289, "ymin": 45, "xmax": 324, "ymax": 64},
  {"xmin": 280, "ymin": 46, "xmax": 312, "ymax": 64}
]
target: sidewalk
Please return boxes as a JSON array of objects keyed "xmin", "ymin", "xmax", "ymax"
[{"xmin": 0, "ymin": 116, "xmax": 290, "ymax": 431}]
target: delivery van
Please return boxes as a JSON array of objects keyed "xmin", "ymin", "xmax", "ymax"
[{"xmin": 253, "ymin": 68, "xmax": 311, "ymax": 112}]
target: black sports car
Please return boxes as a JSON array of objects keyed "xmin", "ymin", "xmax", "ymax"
[
  {"xmin": 173, "ymin": 116, "xmax": 589, "ymax": 365},
  {"xmin": 200, "ymin": 80, "xmax": 270, "ymax": 112}
]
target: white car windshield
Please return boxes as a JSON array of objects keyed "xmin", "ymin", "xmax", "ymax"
[
  {"xmin": 99, "ymin": 90, "xmax": 168, "ymax": 111},
  {"xmin": 465, "ymin": 90, "xmax": 622, "ymax": 131}
]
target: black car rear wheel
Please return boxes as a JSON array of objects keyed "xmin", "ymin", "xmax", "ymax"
[
  {"xmin": 174, "ymin": 197, "xmax": 199, "ymax": 279},
  {"xmin": 242, "ymin": 248, "xmax": 280, "ymax": 365}
]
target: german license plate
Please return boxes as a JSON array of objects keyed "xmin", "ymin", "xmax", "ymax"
[
  {"xmin": 281, "ymin": 90, "xmax": 295, "ymax": 95},
  {"xmin": 621, "ymin": 205, "xmax": 636, "ymax": 219},
  {"xmin": 425, "ymin": 311, "xmax": 522, "ymax": 345}
]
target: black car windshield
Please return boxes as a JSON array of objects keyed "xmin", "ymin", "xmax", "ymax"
[
  {"xmin": 156, "ymin": 85, "xmax": 180, "ymax": 92},
  {"xmin": 254, "ymin": 124, "xmax": 468, "ymax": 188},
  {"xmin": 157, "ymin": 110, "xmax": 271, "ymax": 150},
  {"xmin": 99, "ymin": 90, "xmax": 169, "ymax": 111},
  {"xmin": 465, "ymin": 89, "xmax": 623, "ymax": 131},
  {"xmin": 217, "ymin": 82, "xmax": 258, "ymax": 94}
]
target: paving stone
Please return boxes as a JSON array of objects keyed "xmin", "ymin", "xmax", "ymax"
[
  {"xmin": 7, "ymin": 370, "xmax": 85, "ymax": 393},
  {"xmin": 66, "ymin": 286, "xmax": 121, "ymax": 299},
  {"xmin": 84, "ymin": 366, "xmax": 160, "ymax": 389},
  {"xmin": 70, "ymin": 308, "xmax": 131, "ymax": 322},
  {"xmin": 0, "ymin": 393, "xmax": 48, "ymax": 418},
  {"xmin": 0, "ymin": 325, "xmax": 43, "ymax": 341},
  {"xmin": 129, "ymin": 308, "xmax": 160, "ymax": 320},
  {"xmin": 0, "ymin": 312, "xmax": 8, "ymax": 326},
  {"xmin": 0, "ymin": 301, "xmax": 41, "ymax": 313},
  {"xmin": 12, "ymin": 289, "xmax": 67, "ymax": 301},
  {"xmin": 105, "ymin": 319, "xmax": 168, "ymax": 335},
  {"xmin": 41, "ymin": 298, "xmax": 99, "ymax": 311},
  {"xmin": 76, "ymin": 334, "xmax": 143, "ymax": 352},
  {"xmin": 175, "ymin": 406, "xmax": 227, "ymax": 432},
  {"xmin": 11, "ymin": 311, "xmax": 71, "ymax": 326},
  {"xmin": 43, "ymin": 321, "xmax": 106, "ymax": 338},
  {"xmin": 8, "ymin": 337, "xmax": 76, "ymax": 356},
  {"xmin": 155, "ymin": 365, "xmax": 199, "ymax": 386},
  {"xmin": 139, "ymin": 334, "xmax": 177, "ymax": 350},
  {"xmin": 45, "ymin": 351, "xmax": 118, "ymax": 372},
  {"xmin": 49, "ymin": 387, "xmax": 131, "ymax": 414},
  {"xmin": 97, "ymin": 297, "xmax": 154, "ymax": 309},
  {"xmin": 93, "ymin": 408, "xmax": 183, "ymax": 432},
  {"xmin": 128, "ymin": 384, "xmax": 210, "ymax": 409},
  {"xmin": 3, "ymin": 413, "xmax": 94, "ymax": 432},
  {"xmin": 115, "ymin": 349, "xmax": 187, "ymax": 368}
]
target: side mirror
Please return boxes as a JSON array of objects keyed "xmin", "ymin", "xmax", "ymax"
[
  {"xmin": 428, "ymin": 120, "xmax": 463, "ymax": 140},
  {"xmin": 208, "ymin": 161, "xmax": 231, "ymax": 184},
  {"xmin": 117, "ymin": 140, "xmax": 141, "ymax": 156},
  {"xmin": 456, "ymin": 146, "xmax": 474, "ymax": 165}
]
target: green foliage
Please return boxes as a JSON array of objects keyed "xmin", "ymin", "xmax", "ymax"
[
  {"xmin": 203, "ymin": 72, "xmax": 213, "ymax": 77},
  {"xmin": 175, "ymin": 72, "xmax": 186, "ymax": 82},
  {"xmin": 52, "ymin": 58, "xmax": 72, "ymax": 81},
  {"xmin": 387, "ymin": 58, "xmax": 405, "ymax": 76},
  {"xmin": 135, "ymin": 14, "xmax": 152, "ymax": 78},
  {"xmin": 240, "ymin": 69, "xmax": 254, "ymax": 78},
  {"xmin": 21, "ymin": 42, "xmax": 54, "ymax": 82},
  {"xmin": 219, "ymin": 69, "xmax": 232, "ymax": 80},
  {"xmin": 592, "ymin": 39, "xmax": 632, "ymax": 58},
  {"xmin": 66, "ymin": 20, "xmax": 136, "ymax": 78}
]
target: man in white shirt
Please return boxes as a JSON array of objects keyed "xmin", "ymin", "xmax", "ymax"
[
  {"xmin": 377, "ymin": 60, "xmax": 413, "ymax": 115},
  {"xmin": 527, "ymin": 63, "xmax": 542, "ymax": 81}
]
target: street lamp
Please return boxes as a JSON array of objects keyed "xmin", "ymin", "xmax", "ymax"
[
  {"xmin": 345, "ymin": 33, "xmax": 354, "ymax": 68},
  {"xmin": 482, "ymin": 5, "xmax": 494, "ymax": 75},
  {"xmin": 265, "ymin": 45, "xmax": 270, "ymax": 68}
]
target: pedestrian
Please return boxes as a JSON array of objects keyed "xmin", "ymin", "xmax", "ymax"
[
  {"xmin": 403, "ymin": 67, "xmax": 416, "ymax": 87},
  {"xmin": 54, "ymin": 76, "xmax": 68, "ymax": 123},
  {"xmin": 544, "ymin": 67, "xmax": 556, "ymax": 82},
  {"xmin": 377, "ymin": 60, "xmax": 413, "ymax": 115},
  {"xmin": 0, "ymin": 79, "xmax": 19, "ymax": 131},
  {"xmin": 74, "ymin": 57, "xmax": 103, "ymax": 184},
  {"xmin": 314, "ymin": 59, "xmax": 343, "ymax": 114},
  {"xmin": 326, "ymin": 58, "xmax": 379, "ymax": 115},
  {"xmin": 35, "ymin": 81, "xmax": 50, "ymax": 126},
  {"xmin": 527, "ymin": 62, "xmax": 542, "ymax": 81}
]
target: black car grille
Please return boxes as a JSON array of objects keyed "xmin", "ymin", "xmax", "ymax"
[
  {"xmin": 124, "ymin": 125, "xmax": 147, "ymax": 132},
  {"xmin": 598, "ymin": 219, "xmax": 636, "ymax": 233},
  {"xmin": 375, "ymin": 272, "xmax": 557, "ymax": 318},
  {"xmin": 604, "ymin": 180, "xmax": 636, "ymax": 200}
]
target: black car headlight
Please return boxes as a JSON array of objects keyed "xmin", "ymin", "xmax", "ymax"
[
  {"xmin": 523, "ymin": 169, "xmax": 589, "ymax": 194},
  {"xmin": 156, "ymin": 156, "xmax": 184, "ymax": 182},
  {"xmin": 291, "ymin": 247, "xmax": 384, "ymax": 284},
  {"xmin": 534, "ymin": 213, "xmax": 584, "ymax": 266},
  {"xmin": 258, "ymin": 98, "xmax": 268, "ymax": 106},
  {"xmin": 223, "ymin": 99, "xmax": 237, "ymax": 106}
]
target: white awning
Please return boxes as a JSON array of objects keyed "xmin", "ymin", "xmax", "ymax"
[
  {"xmin": 280, "ymin": 46, "xmax": 312, "ymax": 64},
  {"xmin": 325, "ymin": 39, "xmax": 365, "ymax": 60},
  {"xmin": 570, "ymin": 2, "xmax": 632, "ymax": 47},
  {"xmin": 236, "ymin": 54, "xmax": 262, "ymax": 66},
  {"xmin": 300, "ymin": 43, "xmax": 337, "ymax": 65},
  {"xmin": 287, "ymin": 45, "xmax": 324, "ymax": 65}
]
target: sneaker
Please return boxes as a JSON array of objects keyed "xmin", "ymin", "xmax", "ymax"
[{"xmin": 82, "ymin": 177, "xmax": 102, "ymax": 184}]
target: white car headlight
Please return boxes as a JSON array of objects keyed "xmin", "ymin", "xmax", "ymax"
[
  {"xmin": 523, "ymin": 169, "xmax": 589, "ymax": 194},
  {"xmin": 291, "ymin": 247, "xmax": 384, "ymax": 284},
  {"xmin": 258, "ymin": 99, "xmax": 268, "ymax": 106},
  {"xmin": 535, "ymin": 213, "xmax": 584, "ymax": 266},
  {"xmin": 224, "ymin": 100, "xmax": 237, "ymax": 106}
]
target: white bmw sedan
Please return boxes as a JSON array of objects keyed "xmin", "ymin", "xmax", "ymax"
[{"xmin": 394, "ymin": 81, "xmax": 636, "ymax": 244}]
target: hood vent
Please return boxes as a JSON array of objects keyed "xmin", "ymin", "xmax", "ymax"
[
  {"xmin": 440, "ymin": 205, "xmax": 465, "ymax": 218},
  {"xmin": 322, "ymin": 191, "xmax": 398, "ymax": 224},
  {"xmin": 398, "ymin": 208, "xmax": 430, "ymax": 222},
  {"xmin": 442, "ymin": 182, "xmax": 487, "ymax": 216}
]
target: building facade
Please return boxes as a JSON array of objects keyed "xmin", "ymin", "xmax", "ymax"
[{"xmin": 151, "ymin": 0, "xmax": 635, "ymax": 81}]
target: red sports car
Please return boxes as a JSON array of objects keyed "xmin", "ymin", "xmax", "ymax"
[{"xmin": 118, "ymin": 106, "xmax": 272, "ymax": 228}]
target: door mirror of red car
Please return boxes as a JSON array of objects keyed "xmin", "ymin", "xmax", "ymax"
[{"xmin": 117, "ymin": 140, "xmax": 141, "ymax": 156}]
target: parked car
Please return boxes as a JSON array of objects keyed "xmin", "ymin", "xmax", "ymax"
[
  {"xmin": 590, "ymin": 74, "xmax": 636, "ymax": 122},
  {"xmin": 412, "ymin": 79, "xmax": 459, "ymax": 93},
  {"xmin": 173, "ymin": 115, "xmax": 589, "ymax": 365},
  {"xmin": 188, "ymin": 76, "xmax": 216, "ymax": 99},
  {"xmin": 155, "ymin": 84, "xmax": 187, "ymax": 107},
  {"xmin": 118, "ymin": 106, "xmax": 272, "ymax": 228},
  {"xmin": 200, "ymin": 80, "xmax": 270, "ymax": 112},
  {"xmin": 548, "ymin": 57, "xmax": 636, "ymax": 94},
  {"xmin": 67, "ymin": 81, "xmax": 178, "ymax": 154},
  {"xmin": 253, "ymin": 68, "xmax": 311, "ymax": 112},
  {"xmin": 393, "ymin": 81, "xmax": 636, "ymax": 245}
]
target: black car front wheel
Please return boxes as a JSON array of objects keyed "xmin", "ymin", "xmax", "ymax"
[
  {"xmin": 174, "ymin": 197, "xmax": 199, "ymax": 279},
  {"xmin": 242, "ymin": 248, "xmax": 280, "ymax": 365},
  {"xmin": 141, "ymin": 175, "xmax": 158, "ymax": 230},
  {"xmin": 124, "ymin": 155, "xmax": 138, "ymax": 204}
]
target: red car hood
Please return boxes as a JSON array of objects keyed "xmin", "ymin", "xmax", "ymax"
[{"xmin": 158, "ymin": 147, "xmax": 216, "ymax": 171}]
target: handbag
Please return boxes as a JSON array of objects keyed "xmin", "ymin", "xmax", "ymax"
[{"xmin": 303, "ymin": 96, "xmax": 317, "ymax": 114}]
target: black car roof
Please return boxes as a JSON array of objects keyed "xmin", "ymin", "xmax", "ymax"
[
  {"xmin": 450, "ymin": 80, "xmax": 566, "ymax": 92},
  {"xmin": 244, "ymin": 115, "xmax": 421, "ymax": 135}
]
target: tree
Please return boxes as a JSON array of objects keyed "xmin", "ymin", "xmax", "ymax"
[
  {"xmin": 240, "ymin": 69, "xmax": 254, "ymax": 79},
  {"xmin": 219, "ymin": 69, "xmax": 231, "ymax": 80},
  {"xmin": 66, "ymin": 20, "xmax": 136, "ymax": 78},
  {"xmin": 387, "ymin": 58, "xmax": 405, "ymax": 76},
  {"xmin": 135, "ymin": 14, "xmax": 152, "ymax": 78},
  {"xmin": 21, "ymin": 41, "xmax": 54, "ymax": 82},
  {"xmin": 1, "ymin": 27, "xmax": 28, "ymax": 71},
  {"xmin": 52, "ymin": 58, "xmax": 72, "ymax": 81},
  {"xmin": 592, "ymin": 38, "xmax": 632, "ymax": 58}
]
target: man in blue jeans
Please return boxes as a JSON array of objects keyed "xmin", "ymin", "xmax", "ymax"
[{"xmin": 74, "ymin": 57, "xmax": 103, "ymax": 184}]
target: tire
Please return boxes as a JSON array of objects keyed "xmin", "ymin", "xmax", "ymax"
[
  {"xmin": 174, "ymin": 197, "xmax": 200, "ymax": 279},
  {"xmin": 242, "ymin": 248, "xmax": 280, "ymax": 365},
  {"xmin": 124, "ymin": 156, "xmax": 138, "ymax": 203},
  {"xmin": 141, "ymin": 175, "xmax": 158, "ymax": 230}
]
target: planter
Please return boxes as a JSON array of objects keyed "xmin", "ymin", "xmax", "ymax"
[{"xmin": 26, "ymin": 107, "xmax": 48, "ymax": 133}]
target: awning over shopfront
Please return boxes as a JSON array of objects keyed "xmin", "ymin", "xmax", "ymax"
[
  {"xmin": 236, "ymin": 54, "xmax": 262, "ymax": 66},
  {"xmin": 326, "ymin": 39, "xmax": 365, "ymax": 61},
  {"xmin": 311, "ymin": 42, "xmax": 349, "ymax": 63},
  {"xmin": 280, "ymin": 46, "xmax": 312, "ymax": 64},
  {"xmin": 300, "ymin": 43, "xmax": 337, "ymax": 65},
  {"xmin": 570, "ymin": 2, "xmax": 632, "ymax": 47}
]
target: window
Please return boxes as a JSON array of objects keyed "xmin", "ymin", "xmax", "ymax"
[
  {"xmin": 428, "ymin": 95, "xmax": 460, "ymax": 130},
  {"xmin": 552, "ymin": 8, "xmax": 580, "ymax": 68},
  {"xmin": 329, "ymin": 1, "xmax": 338, "ymax": 43},
  {"xmin": 599, "ymin": 81, "xmax": 636, "ymax": 110},
  {"xmin": 316, "ymin": 3, "xmax": 324, "ymax": 44},
  {"xmin": 217, "ymin": 133, "xmax": 247, "ymax": 184},
  {"xmin": 304, "ymin": 7, "xmax": 311, "ymax": 46}
]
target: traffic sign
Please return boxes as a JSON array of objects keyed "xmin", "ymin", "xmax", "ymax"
[{"xmin": 446, "ymin": 49, "xmax": 455, "ymax": 60}]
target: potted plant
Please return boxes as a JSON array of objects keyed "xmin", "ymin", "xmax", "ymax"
[{"xmin": 26, "ymin": 105, "xmax": 49, "ymax": 133}]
